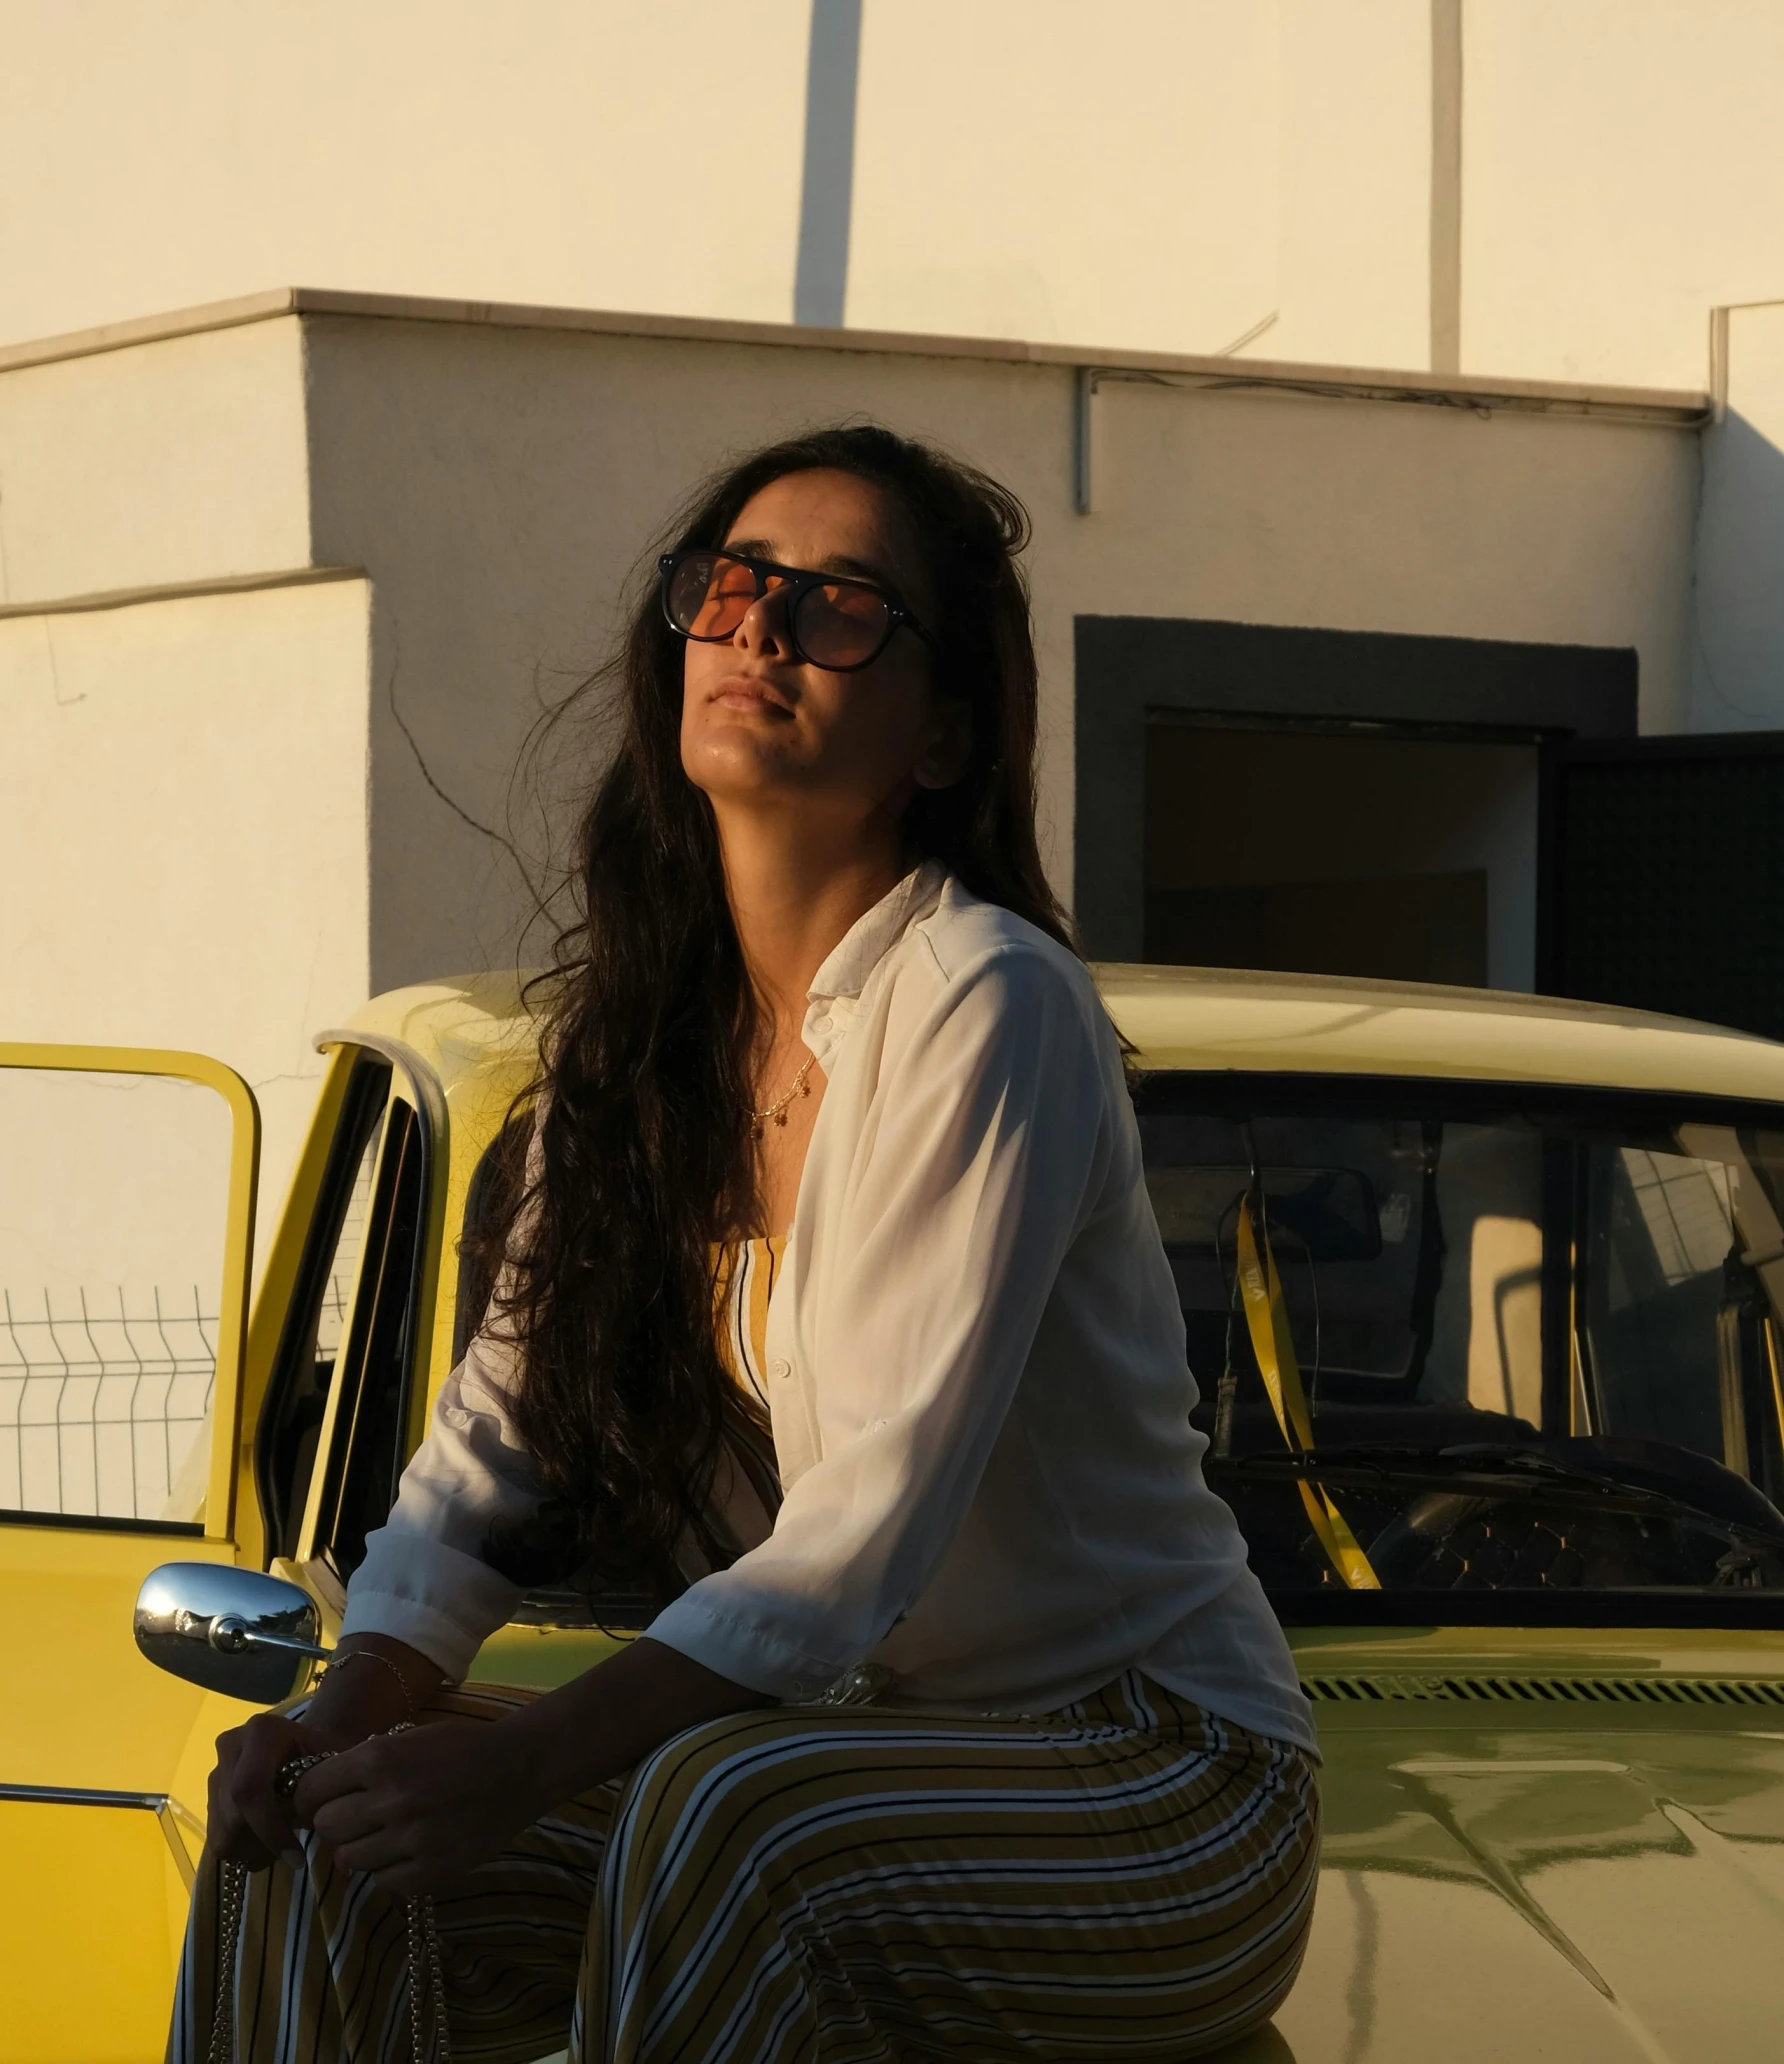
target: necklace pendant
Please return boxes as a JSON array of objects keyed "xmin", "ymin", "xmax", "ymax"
[{"xmin": 751, "ymin": 1050, "xmax": 816, "ymax": 1135}]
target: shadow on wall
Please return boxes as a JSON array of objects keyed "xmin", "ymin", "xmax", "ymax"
[
  {"xmin": 794, "ymin": 0, "xmax": 863, "ymax": 327},
  {"xmin": 1694, "ymin": 396, "xmax": 1784, "ymax": 732}
]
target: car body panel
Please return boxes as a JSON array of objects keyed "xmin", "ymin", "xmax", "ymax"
[
  {"xmin": 0, "ymin": 1047, "xmax": 262, "ymax": 2063},
  {"xmin": 1, "ymin": 1798, "xmax": 194, "ymax": 2064},
  {"xmin": 10, "ymin": 973, "xmax": 1784, "ymax": 2057},
  {"xmin": 1096, "ymin": 962, "xmax": 1784, "ymax": 1100},
  {"xmin": 1256, "ymin": 1634, "xmax": 1784, "ymax": 2062},
  {"xmin": 323, "ymin": 973, "xmax": 1784, "ymax": 2061},
  {"xmin": 337, "ymin": 961, "xmax": 1784, "ymax": 1106},
  {"xmin": 453, "ymin": 1618, "xmax": 1784, "ymax": 2064}
]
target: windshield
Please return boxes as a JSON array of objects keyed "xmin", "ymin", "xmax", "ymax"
[{"xmin": 1137, "ymin": 1073, "xmax": 1784, "ymax": 1625}]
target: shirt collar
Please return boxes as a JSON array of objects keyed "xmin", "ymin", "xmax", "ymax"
[{"xmin": 801, "ymin": 860, "xmax": 948, "ymax": 1072}]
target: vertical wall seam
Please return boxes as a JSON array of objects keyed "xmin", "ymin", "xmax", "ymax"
[{"xmin": 1430, "ymin": 0, "xmax": 1464, "ymax": 375}]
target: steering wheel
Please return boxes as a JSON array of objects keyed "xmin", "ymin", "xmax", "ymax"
[{"xmin": 1364, "ymin": 1492, "xmax": 1764, "ymax": 1591}]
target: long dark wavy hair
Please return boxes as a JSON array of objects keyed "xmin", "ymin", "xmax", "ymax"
[{"xmin": 479, "ymin": 424, "xmax": 1074, "ymax": 1597}]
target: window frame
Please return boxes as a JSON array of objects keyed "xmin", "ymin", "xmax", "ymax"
[
  {"xmin": 252, "ymin": 1050, "xmax": 393, "ymax": 1563},
  {"xmin": 284, "ymin": 1034, "xmax": 449, "ymax": 1587},
  {"xmin": 0, "ymin": 1041, "xmax": 259, "ymax": 1542}
]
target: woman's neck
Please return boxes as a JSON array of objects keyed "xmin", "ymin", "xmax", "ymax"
[{"xmin": 718, "ymin": 811, "xmax": 907, "ymax": 1034}]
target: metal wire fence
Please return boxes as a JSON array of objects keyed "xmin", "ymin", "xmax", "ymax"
[
  {"xmin": 0, "ymin": 1138, "xmax": 376, "ymax": 1527},
  {"xmin": 0, "ymin": 1286, "xmax": 216, "ymax": 1523}
]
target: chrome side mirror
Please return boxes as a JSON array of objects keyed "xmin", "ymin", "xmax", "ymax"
[{"xmin": 134, "ymin": 1561, "xmax": 330, "ymax": 1704}]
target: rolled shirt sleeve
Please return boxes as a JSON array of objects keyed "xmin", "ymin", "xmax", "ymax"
[
  {"xmin": 645, "ymin": 941, "xmax": 1117, "ymax": 1699},
  {"xmin": 339, "ymin": 1322, "xmax": 537, "ymax": 1678}
]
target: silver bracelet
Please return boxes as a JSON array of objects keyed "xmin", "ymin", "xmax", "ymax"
[
  {"xmin": 323, "ymin": 1646, "xmax": 416, "ymax": 1720},
  {"xmin": 272, "ymin": 1748, "xmax": 334, "ymax": 1801}
]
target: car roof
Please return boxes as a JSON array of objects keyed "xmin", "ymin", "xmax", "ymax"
[{"xmin": 328, "ymin": 962, "xmax": 1784, "ymax": 1107}]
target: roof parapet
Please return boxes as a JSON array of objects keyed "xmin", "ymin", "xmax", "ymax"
[{"xmin": 0, "ymin": 285, "xmax": 1710, "ymax": 429}]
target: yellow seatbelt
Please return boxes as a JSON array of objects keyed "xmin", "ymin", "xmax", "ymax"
[{"xmin": 1234, "ymin": 1191, "xmax": 1382, "ymax": 1591}]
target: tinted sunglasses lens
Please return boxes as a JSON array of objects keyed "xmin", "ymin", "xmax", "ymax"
[
  {"xmin": 668, "ymin": 553, "xmax": 758, "ymax": 639},
  {"xmin": 794, "ymin": 580, "xmax": 892, "ymax": 668}
]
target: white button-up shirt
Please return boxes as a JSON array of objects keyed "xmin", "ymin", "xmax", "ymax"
[{"xmin": 342, "ymin": 864, "xmax": 1316, "ymax": 1752}]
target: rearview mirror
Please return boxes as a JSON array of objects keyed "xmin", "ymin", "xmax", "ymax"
[
  {"xmin": 1148, "ymin": 1164, "xmax": 1383, "ymax": 1264},
  {"xmin": 133, "ymin": 1561, "xmax": 328, "ymax": 1704}
]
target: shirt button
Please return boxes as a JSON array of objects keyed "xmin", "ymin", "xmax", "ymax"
[
  {"xmin": 770, "ymin": 1358, "xmax": 792, "ymax": 1382},
  {"xmin": 812, "ymin": 1015, "xmax": 832, "ymax": 1035},
  {"xmin": 443, "ymin": 1404, "xmax": 472, "ymax": 1429}
]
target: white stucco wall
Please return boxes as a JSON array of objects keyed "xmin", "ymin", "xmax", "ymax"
[
  {"xmin": 1071, "ymin": 380, "xmax": 1694, "ymax": 709},
  {"xmin": 1466, "ymin": 0, "xmax": 1784, "ymax": 391},
  {"xmin": 0, "ymin": 576, "xmax": 373, "ymax": 1252},
  {"xmin": 0, "ymin": 296, "xmax": 1707, "ymax": 1272},
  {"xmin": 0, "ymin": 318, "xmax": 311, "ymax": 605},
  {"xmin": 1270, "ymin": 0, "xmax": 1432, "ymax": 372},
  {"xmin": 0, "ymin": 0, "xmax": 812, "ymax": 352},
  {"xmin": 845, "ymin": 1, "xmax": 1280, "ymax": 354},
  {"xmin": 292, "ymin": 309, "xmax": 1698, "ymax": 995},
  {"xmin": 0, "ymin": 312, "xmax": 357, "ymax": 1246},
  {"xmin": 3, "ymin": 1, "xmax": 1777, "ymax": 389},
  {"xmin": 300, "ymin": 314, "xmax": 1082, "ymax": 992},
  {"xmin": 1693, "ymin": 301, "xmax": 1784, "ymax": 729}
]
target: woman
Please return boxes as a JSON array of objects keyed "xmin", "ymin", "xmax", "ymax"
[{"xmin": 178, "ymin": 426, "xmax": 1319, "ymax": 2064}]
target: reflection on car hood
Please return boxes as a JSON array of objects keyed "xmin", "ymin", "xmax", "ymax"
[{"xmin": 1223, "ymin": 1676, "xmax": 1784, "ymax": 2062}]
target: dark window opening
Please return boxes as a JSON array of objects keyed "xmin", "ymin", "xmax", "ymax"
[
  {"xmin": 255, "ymin": 1056, "xmax": 391, "ymax": 1563},
  {"xmin": 452, "ymin": 1111, "xmax": 533, "ymax": 1367},
  {"xmin": 1540, "ymin": 734, "xmax": 1784, "ymax": 1040},
  {"xmin": 314, "ymin": 1098, "xmax": 428, "ymax": 1580},
  {"xmin": 1143, "ymin": 719, "xmax": 1539, "ymax": 991}
]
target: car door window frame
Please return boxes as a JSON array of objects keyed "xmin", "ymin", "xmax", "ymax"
[
  {"xmin": 0, "ymin": 1041, "xmax": 259, "ymax": 1543},
  {"xmin": 253, "ymin": 1049, "xmax": 393, "ymax": 1563},
  {"xmin": 286, "ymin": 1033, "xmax": 448, "ymax": 1589}
]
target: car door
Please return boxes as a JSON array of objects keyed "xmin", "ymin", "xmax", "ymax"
[
  {"xmin": 0, "ymin": 1043, "xmax": 258, "ymax": 2064},
  {"xmin": 249, "ymin": 1036, "xmax": 446, "ymax": 1634}
]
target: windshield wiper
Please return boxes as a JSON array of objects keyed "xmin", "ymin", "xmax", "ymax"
[{"xmin": 1215, "ymin": 1440, "xmax": 1784, "ymax": 1553}]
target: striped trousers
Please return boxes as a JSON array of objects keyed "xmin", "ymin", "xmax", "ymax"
[{"xmin": 170, "ymin": 1672, "xmax": 1319, "ymax": 2064}]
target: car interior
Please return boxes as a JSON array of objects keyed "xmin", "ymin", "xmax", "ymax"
[{"xmin": 1139, "ymin": 1072, "xmax": 1784, "ymax": 1611}]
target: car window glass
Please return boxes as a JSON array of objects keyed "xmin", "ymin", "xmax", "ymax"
[
  {"xmin": 317, "ymin": 1143, "xmax": 379, "ymax": 1373},
  {"xmin": 0, "ymin": 1068, "xmax": 232, "ymax": 1526},
  {"xmin": 256, "ymin": 1056, "xmax": 390, "ymax": 1562},
  {"xmin": 314, "ymin": 1097, "xmax": 427, "ymax": 1580},
  {"xmin": 452, "ymin": 1111, "xmax": 532, "ymax": 1366},
  {"xmin": 1139, "ymin": 1076, "xmax": 1784, "ymax": 1615},
  {"xmin": 1587, "ymin": 1145, "xmax": 1741, "ymax": 1463}
]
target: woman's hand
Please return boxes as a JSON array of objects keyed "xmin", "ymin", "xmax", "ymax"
[
  {"xmin": 283, "ymin": 1635, "xmax": 762, "ymax": 1894},
  {"xmin": 208, "ymin": 1710, "xmax": 355, "ymax": 1870},
  {"xmin": 293, "ymin": 1718, "xmax": 546, "ymax": 1897},
  {"xmin": 206, "ymin": 1636, "xmax": 441, "ymax": 1872}
]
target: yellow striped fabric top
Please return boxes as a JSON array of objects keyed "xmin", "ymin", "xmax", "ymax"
[{"xmin": 712, "ymin": 1235, "xmax": 787, "ymax": 1415}]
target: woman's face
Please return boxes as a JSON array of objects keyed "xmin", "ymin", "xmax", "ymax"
[{"xmin": 678, "ymin": 468, "xmax": 968, "ymax": 842}]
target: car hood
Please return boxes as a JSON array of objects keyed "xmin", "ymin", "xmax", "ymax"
[{"xmin": 1224, "ymin": 1697, "xmax": 1784, "ymax": 2064}]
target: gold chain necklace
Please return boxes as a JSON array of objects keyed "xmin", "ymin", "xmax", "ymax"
[{"xmin": 750, "ymin": 1051, "xmax": 817, "ymax": 1139}]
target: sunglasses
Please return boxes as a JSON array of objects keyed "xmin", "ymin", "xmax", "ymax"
[{"xmin": 659, "ymin": 547, "xmax": 936, "ymax": 674}]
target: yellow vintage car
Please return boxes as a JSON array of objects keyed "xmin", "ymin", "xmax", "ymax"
[{"xmin": 5, "ymin": 965, "xmax": 1784, "ymax": 2063}]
